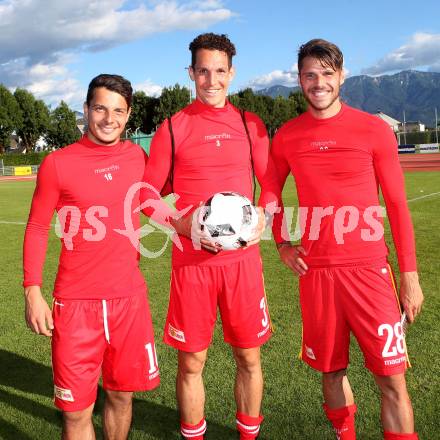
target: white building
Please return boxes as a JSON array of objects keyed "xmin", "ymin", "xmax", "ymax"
[
  {"xmin": 401, "ymin": 121, "xmax": 425, "ymax": 132},
  {"xmin": 374, "ymin": 112, "xmax": 401, "ymax": 132}
]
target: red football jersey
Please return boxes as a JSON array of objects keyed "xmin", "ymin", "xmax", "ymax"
[
  {"xmin": 144, "ymin": 99, "xmax": 280, "ymax": 267},
  {"xmin": 23, "ymin": 135, "xmax": 149, "ymax": 299},
  {"xmin": 271, "ymin": 104, "xmax": 416, "ymax": 271}
]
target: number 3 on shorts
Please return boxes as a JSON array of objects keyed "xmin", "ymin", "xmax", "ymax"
[
  {"xmin": 260, "ymin": 297, "xmax": 268, "ymax": 328},
  {"xmin": 378, "ymin": 321, "xmax": 405, "ymax": 358}
]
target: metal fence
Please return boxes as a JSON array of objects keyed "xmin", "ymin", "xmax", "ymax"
[{"xmin": 0, "ymin": 163, "xmax": 40, "ymax": 176}]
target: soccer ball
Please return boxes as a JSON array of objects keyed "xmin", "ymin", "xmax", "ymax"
[{"xmin": 198, "ymin": 192, "xmax": 259, "ymax": 250}]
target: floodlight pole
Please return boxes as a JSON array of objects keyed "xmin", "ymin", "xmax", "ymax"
[
  {"xmin": 403, "ymin": 110, "xmax": 407, "ymax": 145},
  {"xmin": 435, "ymin": 107, "xmax": 439, "ymax": 146}
]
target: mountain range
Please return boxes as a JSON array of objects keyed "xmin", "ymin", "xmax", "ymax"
[{"xmin": 255, "ymin": 70, "xmax": 440, "ymax": 127}]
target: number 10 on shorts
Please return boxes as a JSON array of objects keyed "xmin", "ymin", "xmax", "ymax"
[{"xmin": 145, "ymin": 343, "xmax": 159, "ymax": 376}]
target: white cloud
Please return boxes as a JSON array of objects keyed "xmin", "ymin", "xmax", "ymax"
[
  {"xmin": 247, "ymin": 63, "xmax": 351, "ymax": 91},
  {"xmin": 0, "ymin": 0, "xmax": 234, "ymax": 63},
  {"xmin": 134, "ymin": 80, "xmax": 163, "ymax": 97},
  {"xmin": 0, "ymin": 0, "xmax": 233, "ymax": 107},
  {"xmin": 186, "ymin": 0, "xmax": 225, "ymax": 11},
  {"xmin": 1, "ymin": 55, "xmax": 85, "ymax": 109},
  {"xmin": 248, "ymin": 65, "xmax": 298, "ymax": 90},
  {"xmin": 362, "ymin": 33, "xmax": 440, "ymax": 75}
]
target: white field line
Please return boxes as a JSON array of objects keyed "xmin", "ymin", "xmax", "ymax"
[{"xmin": 407, "ymin": 191, "xmax": 440, "ymax": 203}]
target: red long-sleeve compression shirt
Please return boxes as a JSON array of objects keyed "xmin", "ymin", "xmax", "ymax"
[
  {"xmin": 144, "ymin": 99, "xmax": 280, "ymax": 267},
  {"xmin": 271, "ymin": 104, "xmax": 417, "ymax": 271},
  {"xmin": 23, "ymin": 136, "xmax": 149, "ymax": 299}
]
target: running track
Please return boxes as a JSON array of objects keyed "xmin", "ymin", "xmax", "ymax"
[
  {"xmin": 399, "ymin": 153, "xmax": 440, "ymax": 171},
  {"xmin": 0, "ymin": 175, "xmax": 36, "ymax": 182}
]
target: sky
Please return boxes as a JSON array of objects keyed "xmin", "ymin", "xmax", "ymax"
[{"xmin": 1, "ymin": 0, "xmax": 439, "ymax": 111}]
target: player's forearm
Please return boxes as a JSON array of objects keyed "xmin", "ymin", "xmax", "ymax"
[
  {"xmin": 142, "ymin": 119, "xmax": 174, "ymax": 212},
  {"xmin": 23, "ymin": 155, "xmax": 60, "ymax": 287},
  {"xmin": 400, "ymin": 271, "xmax": 419, "ymax": 283},
  {"xmin": 24, "ymin": 285, "xmax": 42, "ymax": 298},
  {"xmin": 375, "ymin": 140, "xmax": 417, "ymax": 272},
  {"xmin": 169, "ymin": 207, "xmax": 196, "ymax": 239},
  {"xmin": 140, "ymin": 191, "xmax": 175, "ymax": 223},
  {"xmin": 276, "ymin": 240, "xmax": 292, "ymax": 250},
  {"xmin": 386, "ymin": 202, "xmax": 417, "ymax": 272},
  {"xmin": 264, "ymin": 164, "xmax": 289, "ymax": 244},
  {"xmin": 140, "ymin": 145, "xmax": 177, "ymax": 224},
  {"xmin": 272, "ymin": 199, "xmax": 293, "ymax": 244},
  {"xmin": 257, "ymin": 179, "xmax": 282, "ymax": 212},
  {"xmin": 254, "ymin": 146, "xmax": 283, "ymax": 210},
  {"xmin": 23, "ymin": 222, "xmax": 50, "ymax": 288},
  {"xmin": 399, "ymin": 270, "xmax": 423, "ymax": 322},
  {"xmin": 140, "ymin": 164, "xmax": 174, "ymax": 221}
]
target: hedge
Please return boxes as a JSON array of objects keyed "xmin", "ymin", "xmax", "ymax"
[
  {"xmin": 398, "ymin": 130, "xmax": 439, "ymax": 145},
  {"xmin": 0, "ymin": 152, "xmax": 49, "ymax": 166}
]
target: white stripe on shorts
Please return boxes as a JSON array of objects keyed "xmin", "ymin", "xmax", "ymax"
[{"xmin": 102, "ymin": 300, "xmax": 110, "ymax": 344}]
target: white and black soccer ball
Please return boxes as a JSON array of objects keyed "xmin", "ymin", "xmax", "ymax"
[{"xmin": 198, "ymin": 192, "xmax": 259, "ymax": 250}]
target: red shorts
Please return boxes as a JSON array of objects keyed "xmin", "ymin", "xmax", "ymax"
[
  {"xmin": 52, "ymin": 292, "xmax": 160, "ymax": 411},
  {"xmin": 164, "ymin": 255, "xmax": 272, "ymax": 352},
  {"xmin": 299, "ymin": 261, "xmax": 408, "ymax": 376}
]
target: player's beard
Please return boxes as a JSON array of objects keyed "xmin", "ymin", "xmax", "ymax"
[{"xmin": 303, "ymin": 87, "xmax": 341, "ymax": 113}]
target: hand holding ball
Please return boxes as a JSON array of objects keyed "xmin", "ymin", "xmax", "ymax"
[{"xmin": 198, "ymin": 192, "xmax": 259, "ymax": 250}]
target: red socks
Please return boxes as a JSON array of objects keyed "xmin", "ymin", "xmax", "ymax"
[
  {"xmin": 180, "ymin": 413, "xmax": 264, "ymax": 439},
  {"xmin": 179, "ymin": 412, "xmax": 417, "ymax": 440},
  {"xmin": 180, "ymin": 418, "xmax": 207, "ymax": 439},
  {"xmin": 384, "ymin": 432, "xmax": 419, "ymax": 440},
  {"xmin": 236, "ymin": 412, "xmax": 264, "ymax": 439},
  {"xmin": 323, "ymin": 403, "xmax": 357, "ymax": 439}
]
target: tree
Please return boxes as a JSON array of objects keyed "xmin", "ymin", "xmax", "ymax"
[
  {"xmin": 288, "ymin": 91, "xmax": 307, "ymax": 115},
  {"xmin": 0, "ymin": 85, "xmax": 23, "ymax": 153},
  {"xmin": 153, "ymin": 84, "xmax": 190, "ymax": 126},
  {"xmin": 230, "ymin": 88, "xmax": 272, "ymax": 130},
  {"xmin": 46, "ymin": 101, "xmax": 80, "ymax": 149},
  {"xmin": 229, "ymin": 89, "xmax": 309, "ymax": 137},
  {"xmin": 228, "ymin": 93, "xmax": 240, "ymax": 109},
  {"xmin": 266, "ymin": 96, "xmax": 292, "ymax": 136},
  {"xmin": 14, "ymin": 89, "xmax": 50, "ymax": 153},
  {"xmin": 266, "ymin": 93, "xmax": 308, "ymax": 136},
  {"xmin": 126, "ymin": 91, "xmax": 159, "ymax": 135},
  {"xmin": 234, "ymin": 88, "xmax": 267, "ymax": 115}
]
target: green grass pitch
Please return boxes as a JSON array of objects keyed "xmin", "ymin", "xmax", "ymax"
[{"xmin": 0, "ymin": 173, "xmax": 439, "ymax": 439}]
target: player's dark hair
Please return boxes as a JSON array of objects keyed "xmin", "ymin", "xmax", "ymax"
[
  {"xmin": 298, "ymin": 39, "xmax": 343, "ymax": 72},
  {"xmin": 86, "ymin": 74, "xmax": 133, "ymax": 108},
  {"xmin": 189, "ymin": 33, "xmax": 236, "ymax": 68}
]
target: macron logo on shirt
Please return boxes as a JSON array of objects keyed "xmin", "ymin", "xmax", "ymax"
[
  {"xmin": 205, "ymin": 133, "xmax": 231, "ymax": 147},
  {"xmin": 310, "ymin": 140, "xmax": 336, "ymax": 151},
  {"xmin": 94, "ymin": 164, "xmax": 120, "ymax": 174},
  {"xmin": 94, "ymin": 164, "xmax": 120, "ymax": 182}
]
